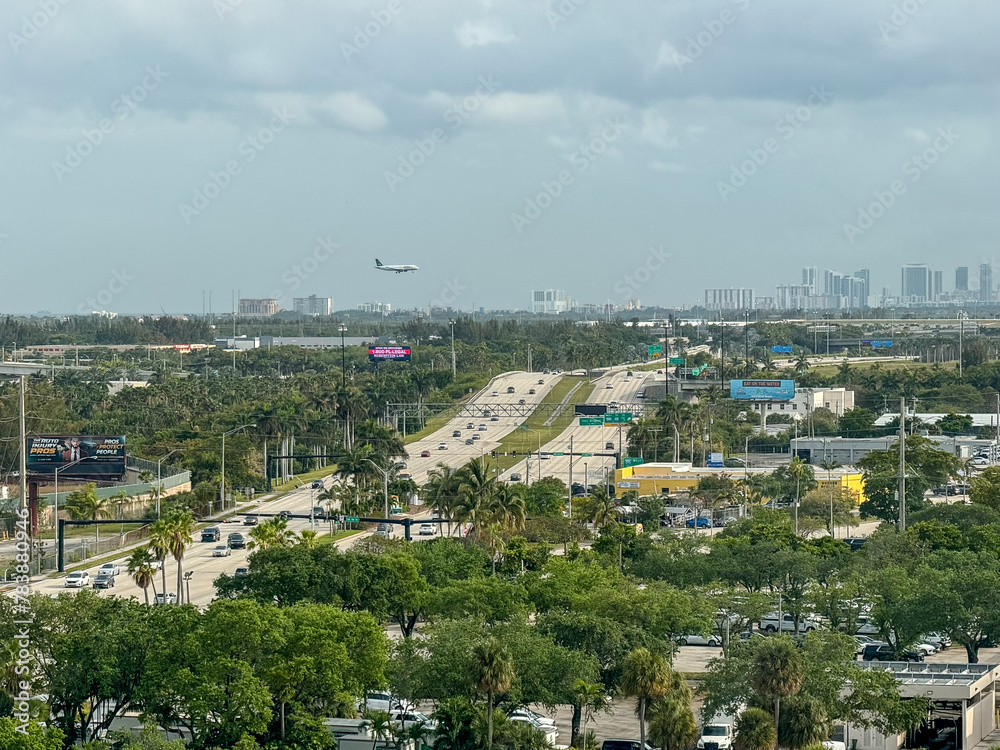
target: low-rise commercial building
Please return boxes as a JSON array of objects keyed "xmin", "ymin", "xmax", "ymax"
[{"xmin": 792, "ymin": 435, "xmax": 994, "ymax": 465}]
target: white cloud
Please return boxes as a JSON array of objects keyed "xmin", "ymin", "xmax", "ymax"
[
  {"xmin": 639, "ymin": 111, "xmax": 679, "ymax": 149},
  {"xmin": 479, "ymin": 92, "xmax": 565, "ymax": 125},
  {"xmin": 454, "ymin": 19, "xmax": 516, "ymax": 48},
  {"xmin": 254, "ymin": 92, "xmax": 388, "ymax": 131},
  {"xmin": 653, "ymin": 41, "xmax": 684, "ymax": 72}
]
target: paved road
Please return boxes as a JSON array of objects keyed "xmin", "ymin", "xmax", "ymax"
[{"xmin": 501, "ymin": 368, "xmax": 657, "ymax": 489}]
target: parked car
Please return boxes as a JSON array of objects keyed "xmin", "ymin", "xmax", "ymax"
[
  {"xmin": 98, "ymin": 562, "xmax": 120, "ymax": 577},
  {"xmin": 64, "ymin": 571, "xmax": 90, "ymax": 588},
  {"xmin": 212, "ymin": 545, "xmax": 231, "ymax": 557},
  {"xmin": 508, "ymin": 712, "xmax": 556, "ymax": 743},
  {"xmin": 419, "ymin": 523, "xmax": 435, "ymax": 536},
  {"xmin": 154, "ymin": 592, "xmax": 178, "ymax": 605},
  {"xmin": 685, "ymin": 516, "xmax": 711, "ymax": 529},
  {"xmin": 227, "ymin": 532, "xmax": 246, "ymax": 549},
  {"xmin": 234, "ymin": 566, "xmax": 250, "ymax": 578},
  {"xmin": 602, "ymin": 740, "xmax": 655, "ymax": 750},
  {"xmin": 389, "ymin": 709, "xmax": 437, "ymax": 731},
  {"xmin": 420, "ymin": 450, "xmax": 431, "ymax": 457},
  {"xmin": 508, "ymin": 707, "xmax": 556, "ymax": 730},
  {"xmin": 201, "ymin": 526, "xmax": 221, "ymax": 542},
  {"xmin": 676, "ymin": 634, "xmax": 722, "ymax": 647},
  {"xmin": 759, "ymin": 613, "xmax": 822, "ymax": 634},
  {"xmin": 92, "ymin": 572, "xmax": 116, "ymax": 589},
  {"xmin": 862, "ymin": 643, "xmax": 923, "ymax": 662},
  {"xmin": 360, "ymin": 692, "xmax": 410, "ymax": 713}
]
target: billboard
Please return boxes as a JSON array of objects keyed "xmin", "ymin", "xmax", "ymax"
[
  {"xmin": 729, "ymin": 379, "xmax": 795, "ymax": 401},
  {"xmin": 26, "ymin": 435, "xmax": 127, "ymax": 478},
  {"xmin": 368, "ymin": 346, "xmax": 411, "ymax": 362},
  {"xmin": 771, "ymin": 345, "xmax": 793, "ymax": 354},
  {"xmin": 708, "ymin": 452, "xmax": 724, "ymax": 468}
]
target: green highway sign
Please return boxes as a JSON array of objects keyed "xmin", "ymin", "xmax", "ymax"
[
  {"xmin": 579, "ymin": 417, "xmax": 603, "ymax": 426},
  {"xmin": 344, "ymin": 516, "xmax": 360, "ymax": 523},
  {"xmin": 668, "ymin": 357, "xmax": 685, "ymax": 365},
  {"xmin": 648, "ymin": 345, "xmax": 663, "ymax": 356},
  {"xmin": 604, "ymin": 412, "xmax": 633, "ymax": 424},
  {"xmin": 623, "ymin": 457, "xmax": 644, "ymax": 467},
  {"xmin": 581, "ymin": 452, "xmax": 594, "ymax": 457},
  {"xmin": 552, "ymin": 452, "xmax": 565, "ymax": 456}
]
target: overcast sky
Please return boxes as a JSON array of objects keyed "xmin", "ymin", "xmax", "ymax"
[{"xmin": 1, "ymin": 0, "xmax": 996, "ymax": 316}]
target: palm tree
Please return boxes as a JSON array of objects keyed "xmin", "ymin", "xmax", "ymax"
[
  {"xmin": 733, "ymin": 708, "xmax": 777, "ymax": 750},
  {"xmin": 147, "ymin": 519, "xmax": 171, "ymax": 602},
  {"xmin": 426, "ymin": 463, "xmax": 462, "ymax": 536},
  {"xmin": 127, "ymin": 547, "xmax": 157, "ymax": 605},
  {"xmin": 165, "ymin": 512, "xmax": 195, "ymax": 604},
  {"xmin": 487, "ymin": 484, "xmax": 526, "ymax": 532},
  {"xmin": 587, "ymin": 485, "xmax": 618, "ymax": 528},
  {"xmin": 248, "ymin": 517, "xmax": 295, "ymax": 550},
  {"xmin": 298, "ymin": 529, "xmax": 320, "ymax": 548},
  {"xmin": 750, "ymin": 637, "xmax": 804, "ymax": 746},
  {"xmin": 65, "ymin": 483, "xmax": 111, "ymax": 550},
  {"xmin": 473, "ymin": 638, "xmax": 515, "ymax": 750},
  {"xmin": 647, "ymin": 672, "xmax": 698, "ymax": 750},
  {"xmin": 362, "ymin": 709, "xmax": 393, "ymax": 750},
  {"xmin": 787, "ymin": 456, "xmax": 809, "ymax": 535},
  {"xmin": 619, "ymin": 648, "xmax": 671, "ymax": 750},
  {"xmin": 777, "ymin": 695, "xmax": 829, "ymax": 750},
  {"xmin": 793, "ymin": 352, "xmax": 809, "ymax": 373},
  {"xmin": 819, "ymin": 459, "xmax": 841, "ymax": 482},
  {"xmin": 571, "ymin": 679, "xmax": 606, "ymax": 749}
]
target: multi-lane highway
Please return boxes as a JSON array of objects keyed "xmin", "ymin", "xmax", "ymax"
[
  {"xmin": 35, "ymin": 369, "xmax": 563, "ymax": 605},
  {"xmin": 501, "ymin": 367, "xmax": 659, "ymax": 490}
]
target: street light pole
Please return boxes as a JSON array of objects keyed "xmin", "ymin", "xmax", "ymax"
[
  {"xmin": 364, "ymin": 458, "xmax": 390, "ymax": 518},
  {"xmin": 156, "ymin": 448, "xmax": 181, "ymax": 519},
  {"xmin": 339, "ymin": 324, "xmax": 347, "ymax": 388},
  {"xmin": 221, "ymin": 424, "xmax": 256, "ymax": 512},
  {"xmin": 450, "ymin": 319, "xmax": 457, "ymax": 377}
]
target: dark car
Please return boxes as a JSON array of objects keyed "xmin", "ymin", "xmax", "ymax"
[
  {"xmin": 92, "ymin": 572, "xmax": 116, "ymax": 589},
  {"xmin": 234, "ymin": 566, "xmax": 250, "ymax": 578},
  {"xmin": 311, "ymin": 479, "xmax": 324, "ymax": 489},
  {"xmin": 227, "ymin": 532, "xmax": 246, "ymax": 549},
  {"xmin": 862, "ymin": 643, "xmax": 923, "ymax": 662},
  {"xmin": 201, "ymin": 526, "xmax": 221, "ymax": 543},
  {"xmin": 312, "ymin": 506, "xmax": 327, "ymax": 519},
  {"xmin": 602, "ymin": 741, "xmax": 654, "ymax": 750},
  {"xmin": 243, "ymin": 514, "xmax": 258, "ymax": 526},
  {"xmin": 278, "ymin": 510, "xmax": 292, "ymax": 520},
  {"xmin": 571, "ymin": 482, "xmax": 587, "ymax": 497},
  {"xmin": 844, "ymin": 537, "xmax": 867, "ymax": 552},
  {"xmin": 685, "ymin": 516, "xmax": 712, "ymax": 529}
]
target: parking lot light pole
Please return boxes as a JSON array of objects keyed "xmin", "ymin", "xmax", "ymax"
[
  {"xmin": 221, "ymin": 424, "xmax": 256, "ymax": 512},
  {"xmin": 184, "ymin": 571, "xmax": 193, "ymax": 605}
]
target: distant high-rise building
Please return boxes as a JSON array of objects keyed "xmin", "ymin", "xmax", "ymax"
[
  {"xmin": 293, "ymin": 295, "xmax": 333, "ymax": 316},
  {"xmin": 775, "ymin": 285, "xmax": 813, "ymax": 310},
  {"xmin": 900, "ymin": 264, "xmax": 931, "ymax": 302},
  {"xmin": 704, "ymin": 288, "xmax": 754, "ymax": 311},
  {"xmin": 802, "ymin": 267, "xmax": 819, "ymax": 292},
  {"xmin": 530, "ymin": 289, "xmax": 573, "ymax": 313},
  {"xmin": 238, "ymin": 298, "xmax": 279, "ymax": 317},
  {"xmin": 980, "ymin": 264, "xmax": 993, "ymax": 302},
  {"xmin": 853, "ymin": 269, "xmax": 870, "ymax": 307},
  {"xmin": 933, "ymin": 271, "xmax": 943, "ymax": 301},
  {"xmin": 956, "ymin": 267, "xmax": 969, "ymax": 291}
]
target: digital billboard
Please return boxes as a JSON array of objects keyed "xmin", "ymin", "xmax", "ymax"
[
  {"xmin": 26, "ymin": 436, "xmax": 127, "ymax": 478},
  {"xmin": 729, "ymin": 379, "xmax": 795, "ymax": 401},
  {"xmin": 368, "ymin": 346, "xmax": 411, "ymax": 362},
  {"xmin": 771, "ymin": 345, "xmax": 793, "ymax": 354}
]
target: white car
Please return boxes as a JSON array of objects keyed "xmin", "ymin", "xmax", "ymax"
[
  {"xmin": 508, "ymin": 708, "xmax": 556, "ymax": 730},
  {"xmin": 437, "ymin": 443, "xmax": 448, "ymax": 450},
  {"xmin": 212, "ymin": 545, "xmax": 231, "ymax": 557},
  {"xmin": 606, "ymin": 383, "xmax": 614, "ymax": 389},
  {"xmin": 98, "ymin": 563, "xmax": 120, "ymax": 577},
  {"xmin": 508, "ymin": 714, "xmax": 557, "ymax": 744},
  {"xmin": 491, "ymin": 391, "xmax": 499, "ymax": 397},
  {"xmin": 677, "ymin": 634, "xmax": 722, "ymax": 647},
  {"xmin": 64, "ymin": 571, "xmax": 90, "ymax": 588},
  {"xmin": 418, "ymin": 523, "xmax": 435, "ymax": 536},
  {"xmin": 154, "ymin": 592, "xmax": 177, "ymax": 605},
  {"xmin": 389, "ymin": 710, "xmax": 437, "ymax": 731},
  {"xmin": 360, "ymin": 691, "xmax": 411, "ymax": 714}
]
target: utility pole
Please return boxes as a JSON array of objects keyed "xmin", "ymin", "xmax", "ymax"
[
  {"xmin": 19, "ymin": 376, "xmax": 27, "ymax": 522},
  {"xmin": 719, "ymin": 313, "xmax": 725, "ymax": 386},
  {"xmin": 744, "ymin": 310, "xmax": 750, "ymax": 377},
  {"xmin": 959, "ymin": 312, "xmax": 964, "ymax": 378},
  {"xmin": 898, "ymin": 396, "xmax": 906, "ymax": 531},
  {"xmin": 568, "ymin": 435, "xmax": 573, "ymax": 514},
  {"xmin": 450, "ymin": 320, "xmax": 457, "ymax": 377}
]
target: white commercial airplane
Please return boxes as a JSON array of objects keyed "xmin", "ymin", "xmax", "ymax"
[{"xmin": 375, "ymin": 258, "xmax": 419, "ymax": 273}]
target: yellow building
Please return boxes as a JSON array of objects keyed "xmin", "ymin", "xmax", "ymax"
[{"xmin": 613, "ymin": 463, "xmax": 866, "ymax": 504}]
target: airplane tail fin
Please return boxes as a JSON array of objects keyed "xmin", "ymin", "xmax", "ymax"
[{"xmin": 375, "ymin": 258, "xmax": 383, "ymax": 267}]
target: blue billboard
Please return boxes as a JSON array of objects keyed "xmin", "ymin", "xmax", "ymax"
[
  {"xmin": 730, "ymin": 379, "xmax": 795, "ymax": 401},
  {"xmin": 771, "ymin": 345, "xmax": 793, "ymax": 354}
]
